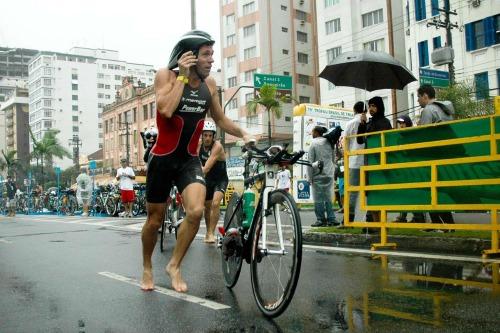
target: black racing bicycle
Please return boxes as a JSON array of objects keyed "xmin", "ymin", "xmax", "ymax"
[{"xmin": 218, "ymin": 144, "xmax": 322, "ymax": 317}]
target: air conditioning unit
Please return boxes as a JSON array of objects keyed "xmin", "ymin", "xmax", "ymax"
[
  {"xmin": 299, "ymin": 0, "xmax": 304, "ymax": 4},
  {"xmin": 300, "ymin": 20, "xmax": 305, "ymax": 26},
  {"xmin": 470, "ymin": 0, "xmax": 481, "ymax": 7},
  {"xmin": 431, "ymin": 46, "xmax": 455, "ymax": 65},
  {"xmin": 406, "ymin": 28, "xmax": 410, "ymax": 36}
]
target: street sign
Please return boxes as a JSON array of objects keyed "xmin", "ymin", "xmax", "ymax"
[
  {"xmin": 89, "ymin": 160, "xmax": 97, "ymax": 170},
  {"xmin": 54, "ymin": 167, "xmax": 61, "ymax": 175},
  {"xmin": 419, "ymin": 68, "xmax": 449, "ymax": 88},
  {"xmin": 254, "ymin": 73, "xmax": 292, "ymax": 90}
]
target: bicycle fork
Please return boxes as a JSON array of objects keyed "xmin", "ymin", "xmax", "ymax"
[{"xmin": 260, "ymin": 187, "xmax": 287, "ymax": 257}]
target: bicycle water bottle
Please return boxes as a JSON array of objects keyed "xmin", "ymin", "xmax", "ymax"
[{"xmin": 242, "ymin": 188, "xmax": 255, "ymax": 228}]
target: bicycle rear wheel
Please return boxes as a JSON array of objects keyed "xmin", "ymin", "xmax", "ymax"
[
  {"xmin": 220, "ymin": 193, "xmax": 244, "ymax": 288},
  {"xmin": 250, "ymin": 190, "xmax": 302, "ymax": 317}
]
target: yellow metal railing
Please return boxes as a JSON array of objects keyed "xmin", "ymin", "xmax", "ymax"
[{"xmin": 343, "ymin": 114, "xmax": 500, "ymax": 258}]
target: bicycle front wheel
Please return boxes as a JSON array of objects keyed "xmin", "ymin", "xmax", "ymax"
[{"xmin": 250, "ymin": 190, "xmax": 302, "ymax": 317}]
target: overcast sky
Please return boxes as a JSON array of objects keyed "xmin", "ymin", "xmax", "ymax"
[{"xmin": 0, "ymin": 0, "xmax": 221, "ymax": 70}]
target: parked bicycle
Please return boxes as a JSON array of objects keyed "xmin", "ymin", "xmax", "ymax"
[
  {"xmin": 57, "ymin": 188, "xmax": 78, "ymax": 215},
  {"xmin": 159, "ymin": 185, "xmax": 185, "ymax": 252},
  {"xmin": 218, "ymin": 144, "xmax": 321, "ymax": 317}
]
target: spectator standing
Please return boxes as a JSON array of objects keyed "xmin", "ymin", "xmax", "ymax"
[
  {"xmin": 276, "ymin": 165, "xmax": 291, "ymax": 192},
  {"xmin": 116, "ymin": 158, "xmax": 136, "ymax": 218},
  {"xmin": 76, "ymin": 168, "xmax": 92, "ymax": 216}
]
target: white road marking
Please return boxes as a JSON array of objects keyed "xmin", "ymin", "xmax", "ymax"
[
  {"xmin": 98, "ymin": 271, "xmax": 231, "ymax": 311},
  {"xmin": 0, "ymin": 239, "xmax": 12, "ymax": 244},
  {"xmin": 303, "ymin": 244, "xmax": 500, "ymax": 264}
]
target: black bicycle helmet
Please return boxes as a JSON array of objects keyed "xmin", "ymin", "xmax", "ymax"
[{"xmin": 167, "ymin": 30, "xmax": 215, "ymax": 70}]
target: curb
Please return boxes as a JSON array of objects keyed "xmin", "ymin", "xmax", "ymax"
[{"xmin": 303, "ymin": 232, "xmax": 492, "ymax": 256}]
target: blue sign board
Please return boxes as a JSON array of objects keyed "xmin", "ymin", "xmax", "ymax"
[
  {"xmin": 54, "ymin": 167, "xmax": 61, "ymax": 175},
  {"xmin": 419, "ymin": 68, "xmax": 450, "ymax": 80},
  {"xmin": 297, "ymin": 180, "xmax": 311, "ymax": 199},
  {"xmin": 89, "ymin": 160, "xmax": 97, "ymax": 170}
]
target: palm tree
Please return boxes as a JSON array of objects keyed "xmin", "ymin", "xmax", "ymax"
[
  {"xmin": 0, "ymin": 149, "xmax": 21, "ymax": 178},
  {"xmin": 246, "ymin": 84, "xmax": 292, "ymax": 146},
  {"xmin": 29, "ymin": 128, "xmax": 71, "ymax": 187}
]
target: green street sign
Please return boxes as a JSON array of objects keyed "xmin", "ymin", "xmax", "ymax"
[
  {"xmin": 419, "ymin": 77, "xmax": 449, "ymax": 88},
  {"xmin": 54, "ymin": 167, "xmax": 61, "ymax": 175},
  {"xmin": 254, "ymin": 73, "xmax": 292, "ymax": 90}
]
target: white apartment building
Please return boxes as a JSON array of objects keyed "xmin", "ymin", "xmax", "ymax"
[
  {"xmin": 405, "ymin": 0, "xmax": 499, "ymax": 116},
  {"xmin": 220, "ymin": 0, "xmax": 319, "ymax": 155},
  {"xmin": 316, "ymin": 0, "xmax": 408, "ymax": 124},
  {"xmin": 28, "ymin": 48, "xmax": 154, "ymax": 168}
]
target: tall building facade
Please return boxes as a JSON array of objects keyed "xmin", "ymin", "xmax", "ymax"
[
  {"xmin": 220, "ymin": 0, "xmax": 320, "ymax": 155},
  {"xmin": 316, "ymin": 0, "xmax": 408, "ymax": 124},
  {"xmin": 405, "ymin": 0, "xmax": 499, "ymax": 119},
  {"xmin": 0, "ymin": 47, "xmax": 38, "ymax": 103},
  {"xmin": 0, "ymin": 88, "xmax": 30, "ymax": 162},
  {"xmin": 28, "ymin": 48, "xmax": 154, "ymax": 168}
]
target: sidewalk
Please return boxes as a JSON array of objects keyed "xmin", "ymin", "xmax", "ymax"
[{"xmin": 299, "ymin": 210, "xmax": 496, "ymax": 256}]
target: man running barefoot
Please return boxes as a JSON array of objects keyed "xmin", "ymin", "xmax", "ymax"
[
  {"xmin": 140, "ymin": 30, "xmax": 254, "ymax": 292},
  {"xmin": 198, "ymin": 120, "xmax": 228, "ymax": 243}
]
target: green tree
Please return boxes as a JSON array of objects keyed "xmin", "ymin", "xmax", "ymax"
[
  {"xmin": 29, "ymin": 128, "xmax": 71, "ymax": 187},
  {"xmin": 437, "ymin": 81, "xmax": 494, "ymax": 119},
  {"xmin": 246, "ymin": 84, "xmax": 293, "ymax": 146},
  {"xmin": 0, "ymin": 149, "xmax": 22, "ymax": 179}
]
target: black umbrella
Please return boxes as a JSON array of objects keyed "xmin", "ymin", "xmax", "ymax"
[{"xmin": 319, "ymin": 50, "xmax": 416, "ymax": 91}]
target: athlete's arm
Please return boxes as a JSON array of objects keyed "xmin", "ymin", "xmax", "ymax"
[
  {"xmin": 155, "ymin": 51, "xmax": 198, "ymax": 119},
  {"xmin": 202, "ymin": 141, "xmax": 224, "ymax": 175},
  {"xmin": 206, "ymin": 77, "xmax": 254, "ymax": 144}
]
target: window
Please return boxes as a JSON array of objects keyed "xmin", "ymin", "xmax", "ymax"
[
  {"xmin": 44, "ymin": 110, "xmax": 52, "ymax": 118},
  {"xmin": 415, "ymin": 0, "xmax": 426, "ymax": 21},
  {"xmin": 226, "ymin": 56, "xmax": 236, "ymax": 68},
  {"xmin": 432, "ymin": 36, "xmax": 442, "ymax": 49},
  {"xmin": 72, "ymin": 116, "xmax": 78, "ymax": 122},
  {"xmin": 465, "ymin": 15, "xmax": 499, "ymax": 51},
  {"xmin": 72, "ymin": 105, "xmax": 78, "ymax": 111},
  {"xmin": 105, "ymin": 95, "xmax": 111, "ymax": 99},
  {"xmin": 408, "ymin": 48, "xmax": 413, "ymax": 71},
  {"xmin": 362, "ymin": 9, "xmax": 383, "ymax": 27},
  {"xmin": 242, "ymin": 1, "xmax": 255, "ymax": 15},
  {"xmin": 299, "ymin": 96, "xmax": 310, "ymax": 103},
  {"xmin": 98, "ymin": 83, "xmax": 104, "ymax": 88},
  {"xmin": 244, "ymin": 69, "xmax": 256, "ymax": 82},
  {"xmin": 298, "ymin": 74, "xmax": 310, "ymax": 85},
  {"xmin": 243, "ymin": 24, "xmax": 256, "ymax": 37},
  {"xmin": 72, "ymin": 74, "xmax": 78, "ymax": 80},
  {"xmin": 226, "ymin": 14, "xmax": 235, "ymax": 25},
  {"xmin": 102, "ymin": 64, "xmax": 107, "ymax": 69},
  {"xmin": 495, "ymin": 14, "xmax": 500, "ymax": 44},
  {"xmin": 283, "ymin": 71, "xmax": 290, "ymax": 76},
  {"xmin": 98, "ymin": 73, "xmax": 104, "ymax": 78},
  {"xmin": 72, "ymin": 95, "xmax": 78, "ymax": 100},
  {"xmin": 73, "ymin": 126, "xmax": 79, "ymax": 132},
  {"xmin": 115, "ymin": 75, "xmax": 121, "ymax": 80},
  {"xmin": 296, "ymin": 10, "xmax": 307, "ymax": 21},
  {"xmin": 431, "ymin": 0, "xmax": 439, "ymax": 16},
  {"xmin": 228, "ymin": 76, "xmax": 237, "ymax": 88},
  {"xmin": 281, "ymin": 5, "xmax": 287, "ymax": 10},
  {"xmin": 245, "ymin": 92, "xmax": 253, "ymax": 104},
  {"xmin": 474, "ymin": 72, "xmax": 489, "ymax": 100},
  {"xmin": 418, "ymin": 40, "xmax": 429, "ymax": 67},
  {"xmin": 105, "ymin": 84, "xmax": 110, "ymax": 89},
  {"xmin": 72, "ymin": 84, "xmax": 78, "ymax": 90},
  {"xmin": 133, "ymin": 107, "xmax": 137, "ymax": 122},
  {"xmin": 282, "ymin": 49, "xmax": 289, "ymax": 55},
  {"xmin": 44, "ymin": 100, "xmax": 51, "ymax": 107},
  {"xmin": 327, "ymin": 47, "xmax": 342, "ymax": 64},
  {"xmin": 247, "ymin": 115, "xmax": 258, "ymax": 127},
  {"xmin": 325, "ymin": 0, "xmax": 339, "ymax": 7},
  {"xmin": 244, "ymin": 47, "xmax": 256, "ymax": 60},
  {"xmin": 44, "ymin": 88, "xmax": 52, "ymax": 97},
  {"xmin": 226, "ymin": 34, "xmax": 236, "ymax": 46},
  {"xmin": 406, "ymin": 0, "xmax": 410, "ymax": 26},
  {"xmin": 298, "ymin": 52, "xmax": 308, "ymax": 64},
  {"xmin": 472, "ymin": 20, "xmax": 486, "ymax": 49},
  {"xmin": 325, "ymin": 18, "xmax": 341, "ymax": 34},
  {"xmin": 98, "ymin": 93, "xmax": 104, "ymax": 98},
  {"xmin": 143, "ymin": 104, "xmax": 148, "ymax": 120},
  {"xmin": 229, "ymin": 99, "xmax": 238, "ymax": 109},
  {"xmin": 44, "ymin": 78, "xmax": 51, "ymax": 86},
  {"xmin": 150, "ymin": 102, "xmax": 156, "ymax": 118},
  {"xmin": 363, "ymin": 38, "xmax": 385, "ymax": 52},
  {"xmin": 297, "ymin": 31, "xmax": 308, "ymax": 42},
  {"xmin": 282, "ymin": 27, "xmax": 288, "ymax": 33},
  {"xmin": 44, "ymin": 120, "xmax": 52, "ymax": 128},
  {"xmin": 105, "ymin": 120, "xmax": 108, "ymax": 133}
]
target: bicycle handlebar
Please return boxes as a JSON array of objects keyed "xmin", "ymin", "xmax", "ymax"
[{"xmin": 241, "ymin": 144, "xmax": 305, "ymax": 166}]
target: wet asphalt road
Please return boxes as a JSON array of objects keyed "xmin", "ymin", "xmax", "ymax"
[{"xmin": 1, "ymin": 215, "xmax": 499, "ymax": 333}]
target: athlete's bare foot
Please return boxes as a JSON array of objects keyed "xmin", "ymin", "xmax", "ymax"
[
  {"xmin": 166, "ymin": 263, "xmax": 187, "ymax": 292},
  {"xmin": 204, "ymin": 234, "xmax": 216, "ymax": 243},
  {"xmin": 140, "ymin": 269, "xmax": 154, "ymax": 291}
]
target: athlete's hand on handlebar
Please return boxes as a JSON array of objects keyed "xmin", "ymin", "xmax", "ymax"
[
  {"xmin": 242, "ymin": 134, "xmax": 257, "ymax": 148},
  {"xmin": 178, "ymin": 51, "xmax": 198, "ymax": 77}
]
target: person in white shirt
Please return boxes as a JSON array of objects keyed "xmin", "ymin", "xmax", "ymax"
[
  {"xmin": 276, "ymin": 165, "xmax": 291, "ymax": 192},
  {"xmin": 116, "ymin": 158, "xmax": 136, "ymax": 217},
  {"xmin": 343, "ymin": 102, "xmax": 366, "ymax": 221},
  {"xmin": 76, "ymin": 168, "xmax": 92, "ymax": 216}
]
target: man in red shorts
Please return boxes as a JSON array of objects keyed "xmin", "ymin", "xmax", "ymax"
[{"xmin": 116, "ymin": 158, "xmax": 136, "ymax": 218}]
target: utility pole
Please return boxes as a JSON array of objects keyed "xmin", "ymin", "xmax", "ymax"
[
  {"xmin": 119, "ymin": 121, "xmax": 132, "ymax": 164},
  {"xmin": 191, "ymin": 0, "xmax": 196, "ymax": 29},
  {"xmin": 426, "ymin": 0, "xmax": 458, "ymax": 84},
  {"xmin": 68, "ymin": 135, "xmax": 82, "ymax": 169}
]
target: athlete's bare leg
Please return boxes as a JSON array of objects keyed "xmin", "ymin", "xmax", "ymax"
[
  {"xmin": 205, "ymin": 191, "xmax": 223, "ymax": 243},
  {"xmin": 203, "ymin": 201, "xmax": 213, "ymax": 243},
  {"xmin": 166, "ymin": 183, "xmax": 206, "ymax": 292},
  {"xmin": 140, "ymin": 202, "xmax": 165, "ymax": 291}
]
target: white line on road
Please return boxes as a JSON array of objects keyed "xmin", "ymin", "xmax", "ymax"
[
  {"xmin": 98, "ymin": 271, "xmax": 231, "ymax": 311},
  {"xmin": 0, "ymin": 239, "xmax": 12, "ymax": 244},
  {"xmin": 303, "ymin": 244, "xmax": 500, "ymax": 264}
]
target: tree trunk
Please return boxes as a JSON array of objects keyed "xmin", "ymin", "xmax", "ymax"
[
  {"xmin": 267, "ymin": 108, "xmax": 272, "ymax": 147},
  {"xmin": 41, "ymin": 156, "xmax": 44, "ymax": 189}
]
